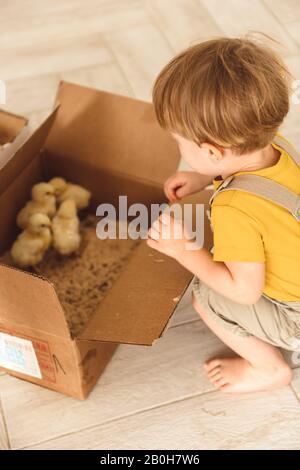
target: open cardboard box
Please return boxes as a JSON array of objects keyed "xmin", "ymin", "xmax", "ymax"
[
  {"xmin": 0, "ymin": 109, "xmax": 29, "ymax": 170},
  {"xmin": 0, "ymin": 82, "xmax": 213, "ymax": 399}
]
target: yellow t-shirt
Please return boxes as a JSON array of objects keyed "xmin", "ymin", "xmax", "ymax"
[{"xmin": 211, "ymin": 134, "xmax": 300, "ymax": 301}]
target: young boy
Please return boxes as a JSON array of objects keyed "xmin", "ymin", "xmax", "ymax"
[{"xmin": 147, "ymin": 36, "xmax": 300, "ymax": 394}]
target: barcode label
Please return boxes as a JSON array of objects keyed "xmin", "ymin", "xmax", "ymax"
[{"xmin": 0, "ymin": 332, "xmax": 42, "ymax": 379}]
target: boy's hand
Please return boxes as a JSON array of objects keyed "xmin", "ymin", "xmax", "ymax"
[
  {"xmin": 147, "ymin": 212, "xmax": 189, "ymax": 261},
  {"xmin": 164, "ymin": 171, "xmax": 212, "ymax": 202}
]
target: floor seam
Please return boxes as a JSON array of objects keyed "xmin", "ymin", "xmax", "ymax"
[{"xmin": 17, "ymin": 388, "xmax": 216, "ymax": 450}]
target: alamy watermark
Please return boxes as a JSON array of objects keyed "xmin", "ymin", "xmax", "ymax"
[
  {"xmin": 95, "ymin": 196, "xmax": 205, "ymax": 251},
  {"xmin": 292, "ymin": 79, "xmax": 300, "ymax": 105}
]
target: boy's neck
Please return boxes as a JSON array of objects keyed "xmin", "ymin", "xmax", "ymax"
[{"xmin": 221, "ymin": 144, "xmax": 281, "ymax": 180}]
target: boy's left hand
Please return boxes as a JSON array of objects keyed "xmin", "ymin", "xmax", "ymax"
[{"xmin": 146, "ymin": 212, "xmax": 188, "ymax": 261}]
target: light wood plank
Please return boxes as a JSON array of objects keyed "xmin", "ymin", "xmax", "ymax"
[
  {"xmin": 144, "ymin": 0, "xmax": 222, "ymax": 52},
  {"xmin": 0, "ymin": 321, "xmax": 228, "ymax": 449},
  {"xmin": 25, "ymin": 387, "xmax": 300, "ymax": 450},
  {"xmin": 263, "ymin": 0, "xmax": 300, "ymax": 23},
  {"xmin": 200, "ymin": 0, "xmax": 298, "ymax": 56},
  {"xmin": 0, "ymin": 1, "xmax": 149, "ymax": 48},
  {"xmin": 59, "ymin": 61, "xmax": 133, "ymax": 98},
  {"xmin": 0, "ymin": 400, "xmax": 10, "ymax": 450},
  {"xmin": 103, "ymin": 23, "xmax": 174, "ymax": 101},
  {"xmin": 0, "ymin": 34, "xmax": 112, "ymax": 81},
  {"xmin": 3, "ymin": 61, "xmax": 133, "ymax": 122},
  {"xmin": 2, "ymin": 74, "xmax": 59, "ymax": 116},
  {"xmin": 285, "ymin": 55, "xmax": 300, "ymax": 81},
  {"xmin": 287, "ymin": 21, "xmax": 300, "ymax": 48}
]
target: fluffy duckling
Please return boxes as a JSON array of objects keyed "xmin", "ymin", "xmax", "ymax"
[
  {"xmin": 17, "ymin": 182, "xmax": 56, "ymax": 229},
  {"xmin": 49, "ymin": 177, "xmax": 91, "ymax": 210},
  {"xmin": 52, "ymin": 199, "xmax": 81, "ymax": 256},
  {"xmin": 11, "ymin": 213, "xmax": 52, "ymax": 268}
]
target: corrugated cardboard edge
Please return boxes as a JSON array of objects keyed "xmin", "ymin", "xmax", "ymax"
[
  {"xmin": 0, "ymin": 108, "xmax": 28, "ymax": 126},
  {"xmin": 0, "ymin": 109, "xmax": 30, "ymax": 170},
  {"xmin": 0, "ymin": 263, "xmax": 73, "ymax": 341},
  {"xmin": 54, "ymin": 80, "xmax": 157, "ymax": 110}
]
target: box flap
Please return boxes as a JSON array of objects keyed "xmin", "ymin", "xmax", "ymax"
[
  {"xmin": 77, "ymin": 190, "xmax": 213, "ymax": 346},
  {"xmin": 0, "ymin": 264, "xmax": 70, "ymax": 338},
  {"xmin": 0, "ymin": 107, "xmax": 59, "ymax": 197},
  {"xmin": 77, "ymin": 242, "xmax": 191, "ymax": 346},
  {"xmin": 0, "ymin": 124, "xmax": 30, "ymax": 171},
  {"xmin": 44, "ymin": 81, "xmax": 180, "ymax": 186},
  {"xmin": 0, "ymin": 109, "xmax": 28, "ymax": 145}
]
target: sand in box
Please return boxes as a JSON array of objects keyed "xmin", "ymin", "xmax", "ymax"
[{"xmin": 1, "ymin": 215, "xmax": 140, "ymax": 337}]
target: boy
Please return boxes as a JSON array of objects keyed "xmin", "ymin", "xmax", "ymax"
[{"xmin": 147, "ymin": 36, "xmax": 300, "ymax": 394}]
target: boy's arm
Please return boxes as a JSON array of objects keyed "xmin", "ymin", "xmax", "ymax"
[
  {"xmin": 176, "ymin": 248, "xmax": 265, "ymax": 305},
  {"xmin": 147, "ymin": 201, "xmax": 266, "ymax": 305}
]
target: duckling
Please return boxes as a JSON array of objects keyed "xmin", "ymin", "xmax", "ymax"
[
  {"xmin": 11, "ymin": 213, "xmax": 52, "ymax": 268},
  {"xmin": 17, "ymin": 182, "xmax": 56, "ymax": 229},
  {"xmin": 49, "ymin": 177, "xmax": 91, "ymax": 210},
  {"xmin": 52, "ymin": 199, "xmax": 81, "ymax": 256}
]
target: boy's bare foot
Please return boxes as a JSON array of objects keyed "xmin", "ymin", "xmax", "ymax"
[{"xmin": 204, "ymin": 357, "xmax": 292, "ymax": 393}]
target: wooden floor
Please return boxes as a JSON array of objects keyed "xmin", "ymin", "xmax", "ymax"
[{"xmin": 1, "ymin": 0, "xmax": 300, "ymax": 450}]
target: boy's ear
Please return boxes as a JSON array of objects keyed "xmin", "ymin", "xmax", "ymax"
[{"xmin": 201, "ymin": 142, "xmax": 223, "ymax": 161}]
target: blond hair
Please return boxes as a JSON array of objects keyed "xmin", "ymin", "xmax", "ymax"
[{"xmin": 152, "ymin": 35, "xmax": 292, "ymax": 155}]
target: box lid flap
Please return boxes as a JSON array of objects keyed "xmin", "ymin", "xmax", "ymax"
[
  {"xmin": 0, "ymin": 264, "xmax": 70, "ymax": 338},
  {"xmin": 77, "ymin": 242, "xmax": 191, "ymax": 346},
  {"xmin": 45, "ymin": 81, "xmax": 180, "ymax": 186},
  {"xmin": 0, "ymin": 109, "xmax": 28, "ymax": 145}
]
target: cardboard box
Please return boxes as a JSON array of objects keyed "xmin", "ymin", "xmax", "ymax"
[
  {"xmin": 0, "ymin": 82, "xmax": 213, "ymax": 399},
  {"xmin": 0, "ymin": 109, "xmax": 29, "ymax": 170}
]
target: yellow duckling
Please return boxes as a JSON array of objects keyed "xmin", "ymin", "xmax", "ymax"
[
  {"xmin": 52, "ymin": 199, "xmax": 81, "ymax": 256},
  {"xmin": 11, "ymin": 213, "xmax": 52, "ymax": 268},
  {"xmin": 49, "ymin": 177, "xmax": 91, "ymax": 210},
  {"xmin": 17, "ymin": 182, "xmax": 56, "ymax": 229}
]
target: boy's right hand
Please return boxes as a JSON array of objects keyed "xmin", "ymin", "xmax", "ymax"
[{"xmin": 164, "ymin": 171, "xmax": 212, "ymax": 202}]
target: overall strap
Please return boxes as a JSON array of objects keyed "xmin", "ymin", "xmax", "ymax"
[
  {"xmin": 210, "ymin": 174, "xmax": 300, "ymax": 221},
  {"xmin": 209, "ymin": 136, "xmax": 300, "ymax": 222}
]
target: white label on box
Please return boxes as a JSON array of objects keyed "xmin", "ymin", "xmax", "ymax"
[{"xmin": 0, "ymin": 332, "xmax": 42, "ymax": 379}]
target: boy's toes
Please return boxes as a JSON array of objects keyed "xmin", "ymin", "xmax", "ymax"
[
  {"xmin": 207, "ymin": 372, "xmax": 220, "ymax": 383},
  {"xmin": 204, "ymin": 358, "xmax": 221, "ymax": 372},
  {"xmin": 207, "ymin": 367, "xmax": 221, "ymax": 378},
  {"xmin": 215, "ymin": 378, "xmax": 228, "ymax": 388},
  {"xmin": 208, "ymin": 372, "xmax": 228, "ymax": 389}
]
